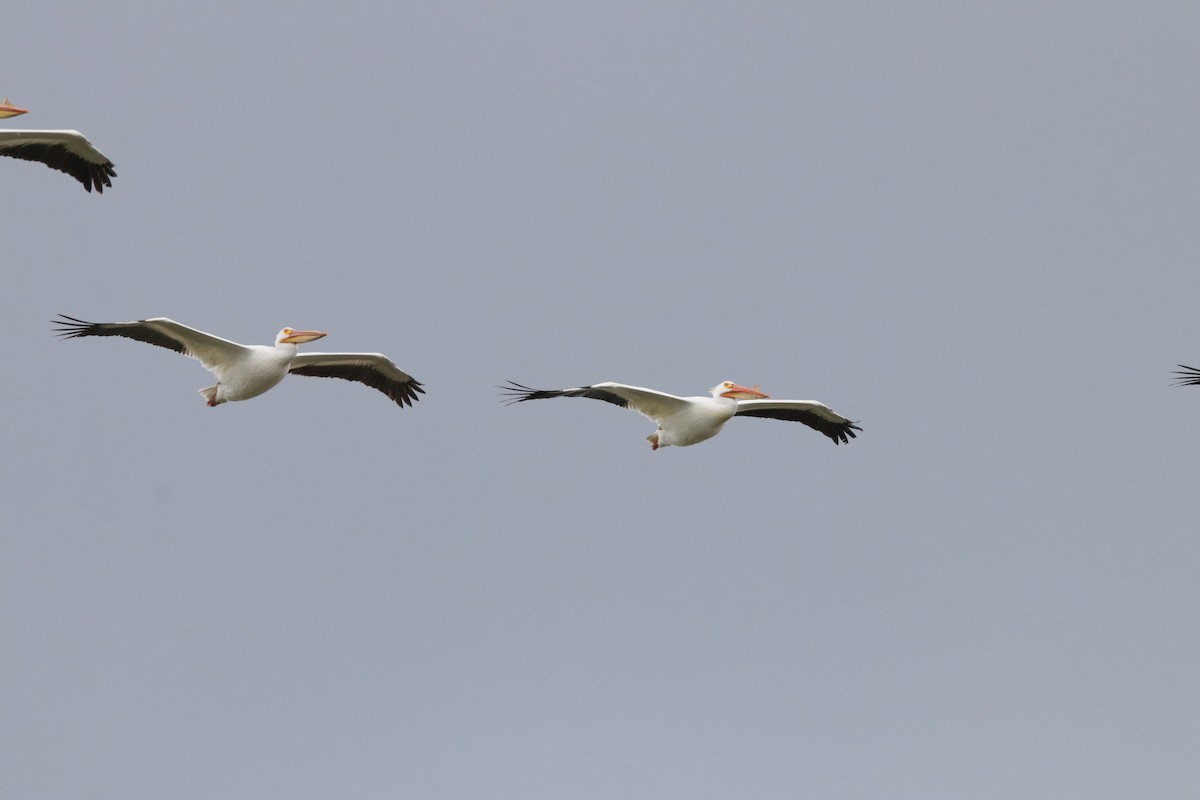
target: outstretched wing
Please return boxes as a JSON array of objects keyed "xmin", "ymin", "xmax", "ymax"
[
  {"xmin": 733, "ymin": 399, "xmax": 862, "ymax": 444},
  {"xmin": 289, "ymin": 352, "xmax": 424, "ymax": 408},
  {"xmin": 53, "ymin": 315, "xmax": 247, "ymax": 372},
  {"xmin": 501, "ymin": 381, "xmax": 690, "ymax": 424},
  {"xmin": 0, "ymin": 130, "xmax": 116, "ymax": 192}
]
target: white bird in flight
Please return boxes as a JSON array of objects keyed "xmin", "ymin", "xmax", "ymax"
[
  {"xmin": 503, "ymin": 380, "xmax": 860, "ymax": 450},
  {"xmin": 54, "ymin": 315, "xmax": 423, "ymax": 408},
  {"xmin": 0, "ymin": 98, "xmax": 116, "ymax": 192}
]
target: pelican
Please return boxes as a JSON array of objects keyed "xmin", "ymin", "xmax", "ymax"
[
  {"xmin": 1173, "ymin": 365, "xmax": 1200, "ymax": 386},
  {"xmin": 502, "ymin": 380, "xmax": 860, "ymax": 450},
  {"xmin": 54, "ymin": 315, "xmax": 423, "ymax": 408},
  {"xmin": 0, "ymin": 98, "xmax": 116, "ymax": 192}
]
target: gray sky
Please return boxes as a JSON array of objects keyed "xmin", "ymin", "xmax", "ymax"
[{"xmin": 4, "ymin": 2, "xmax": 1199, "ymax": 798}]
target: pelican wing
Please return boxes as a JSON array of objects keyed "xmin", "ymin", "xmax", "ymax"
[
  {"xmin": 1172, "ymin": 365, "xmax": 1200, "ymax": 386},
  {"xmin": 0, "ymin": 130, "xmax": 116, "ymax": 192},
  {"xmin": 502, "ymin": 381, "xmax": 690, "ymax": 423},
  {"xmin": 53, "ymin": 315, "xmax": 248, "ymax": 372},
  {"xmin": 289, "ymin": 352, "xmax": 424, "ymax": 408},
  {"xmin": 733, "ymin": 399, "xmax": 862, "ymax": 444}
]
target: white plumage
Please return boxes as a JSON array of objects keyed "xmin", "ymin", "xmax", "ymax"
[
  {"xmin": 54, "ymin": 315, "xmax": 423, "ymax": 408},
  {"xmin": 503, "ymin": 380, "xmax": 860, "ymax": 450}
]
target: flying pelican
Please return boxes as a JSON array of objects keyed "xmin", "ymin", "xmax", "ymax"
[
  {"xmin": 1173, "ymin": 365, "xmax": 1200, "ymax": 386},
  {"xmin": 0, "ymin": 98, "xmax": 116, "ymax": 192},
  {"xmin": 502, "ymin": 380, "xmax": 860, "ymax": 450},
  {"xmin": 54, "ymin": 315, "xmax": 423, "ymax": 408}
]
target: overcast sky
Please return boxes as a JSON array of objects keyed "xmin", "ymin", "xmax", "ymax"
[{"xmin": 4, "ymin": 2, "xmax": 1200, "ymax": 798}]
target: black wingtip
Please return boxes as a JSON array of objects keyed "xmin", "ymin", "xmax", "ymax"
[
  {"xmin": 498, "ymin": 380, "xmax": 539, "ymax": 405},
  {"xmin": 835, "ymin": 421, "xmax": 863, "ymax": 445},
  {"xmin": 1172, "ymin": 364, "xmax": 1200, "ymax": 387},
  {"xmin": 397, "ymin": 380, "xmax": 426, "ymax": 408},
  {"xmin": 51, "ymin": 314, "xmax": 97, "ymax": 338}
]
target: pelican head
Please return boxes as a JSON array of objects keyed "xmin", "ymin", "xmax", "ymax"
[
  {"xmin": 0, "ymin": 98, "xmax": 29, "ymax": 119},
  {"xmin": 712, "ymin": 380, "xmax": 770, "ymax": 400},
  {"xmin": 276, "ymin": 327, "xmax": 327, "ymax": 345}
]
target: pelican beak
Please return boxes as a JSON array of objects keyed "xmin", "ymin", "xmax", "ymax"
[
  {"xmin": 281, "ymin": 329, "xmax": 327, "ymax": 344},
  {"xmin": 0, "ymin": 98, "xmax": 29, "ymax": 119},
  {"xmin": 721, "ymin": 383, "xmax": 770, "ymax": 400}
]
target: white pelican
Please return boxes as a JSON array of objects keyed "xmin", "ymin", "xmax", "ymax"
[
  {"xmin": 1173, "ymin": 365, "xmax": 1200, "ymax": 386},
  {"xmin": 502, "ymin": 380, "xmax": 861, "ymax": 450},
  {"xmin": 54, "ymin": 315, "xmax": 423, "ymax": 408},
  {"xmin": 0, "ymin": 98, "xmax": 116, "ymax": 192}
]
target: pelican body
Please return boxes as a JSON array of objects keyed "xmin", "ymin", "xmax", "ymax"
[
  {"xmin": 0, "ymin": 98, "xmax": 117, "ymax": 192},
  {"xmin": 503, "ymin": 380, "xmax": 861, "ymax": 450},
  {"xmin": 54, "ymin": 315, "xmax": 423, "ymax": 408},
  {"xmin": 191, "ymin": 327, "xmax": 328, "ymax": 405}
]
